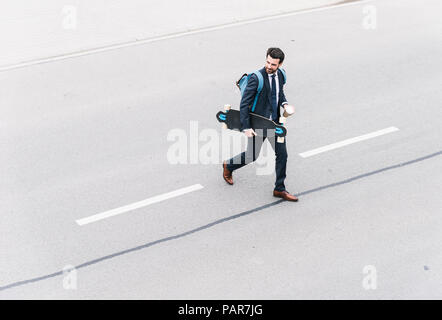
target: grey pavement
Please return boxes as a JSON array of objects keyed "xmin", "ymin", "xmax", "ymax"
[{"xmin": 1, "ymin": 0, "xmax": 442, "ymax": 299}]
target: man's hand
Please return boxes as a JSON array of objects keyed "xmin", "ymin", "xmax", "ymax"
[
  {"xmin": 282, "ymin": 104, "xmax": 295, "ymax": 117},
  {"xmin": 244, "ymin": 129, "xmax": 257, "ymax": 138}
]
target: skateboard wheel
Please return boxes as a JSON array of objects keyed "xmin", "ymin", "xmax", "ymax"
[
  {"xmin": 277, "ymin": 137, "xmax": 285, "ymax": 143},
  {"xmin": 224, "ymin": 104, "xmax": 231, "ymax": 111}
]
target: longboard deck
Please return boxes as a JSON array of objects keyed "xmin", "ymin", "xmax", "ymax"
[{"xmin": 216, "ymin": 109, "xmax": 287, "ymax": 138}]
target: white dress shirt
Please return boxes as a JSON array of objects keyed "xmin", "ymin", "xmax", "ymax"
[
  {"xmin": 268, "ymin": 72, "xmax": 280, "ymax": 107},
  {"xmin": 268, "ymin": 71, "xmax": 287, "ymax": 121}
]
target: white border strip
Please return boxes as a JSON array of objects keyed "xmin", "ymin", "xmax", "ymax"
[
  {"xmin": 299, "ymin": 127, "xmax": 399, "ymax": 158},
  {"xmin": 0, "ymin": 0, "xmax": 373, "ymax": 72},
  {"xmin": 76, "ymin": 184, "xmax": 204, "ymax": 226}
]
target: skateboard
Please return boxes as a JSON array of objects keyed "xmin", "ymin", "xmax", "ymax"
[{"xmin": 216, "ymin": 105, "xmax": 287, "ymax": 143}]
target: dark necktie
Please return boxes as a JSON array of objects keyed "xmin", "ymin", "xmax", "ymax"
[{"xmin": 271, "ymin": 74, "xmax": 277, "ymax": 121}]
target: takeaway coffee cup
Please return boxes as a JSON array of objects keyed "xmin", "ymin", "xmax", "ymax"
[{"xmin": 283, "ymin": 105, "xmax": 295, "ymax": 117}]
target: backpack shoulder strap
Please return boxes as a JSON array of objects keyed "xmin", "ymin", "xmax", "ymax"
[
  {"xmin": 253, "ymin": 71, "xmax": 264, "ymax": 93},
  {"xmin": 279, "ymin": 68, "xmax": 287, "ymax": 84},
  {"xmin": 251, "ymin": 71, "xmax": 264, "ymax": 112}
]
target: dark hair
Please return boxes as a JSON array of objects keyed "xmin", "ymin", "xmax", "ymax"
[{"xmin": 266, "ymin": 47, "xmax": 285, "ymax": 64}]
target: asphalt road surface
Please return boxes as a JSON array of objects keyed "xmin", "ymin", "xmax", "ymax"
[{"xmin": 1, "ymin": 0, "xmax": 441, "ymax": 299}]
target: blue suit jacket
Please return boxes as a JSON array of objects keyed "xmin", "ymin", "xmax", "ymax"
[{"xmin": 240, "ymin": 67, "xmax": 288, "ymax": 131}]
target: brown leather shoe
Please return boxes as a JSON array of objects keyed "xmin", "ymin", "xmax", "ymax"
[
  {"xmin": 273, "ymin": 190, "xmax": 298, "ymax": 202},
  {"xmin": 223, "ymin": 162, "xmax": 233, "ymax": 185}
]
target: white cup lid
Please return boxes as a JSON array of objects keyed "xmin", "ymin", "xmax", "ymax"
[{"xmin": 284, "ymin": 105, "xmax": 294, "ymax": 114}]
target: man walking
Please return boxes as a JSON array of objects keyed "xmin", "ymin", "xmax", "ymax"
[{"xmin": 222, "ymin": 47, "xmax": 298, "ymax": 202}]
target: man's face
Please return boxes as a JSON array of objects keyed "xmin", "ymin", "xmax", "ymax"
[{"xmin": 265, "ymin": 55, "xmax": 282, "ymax": 74}]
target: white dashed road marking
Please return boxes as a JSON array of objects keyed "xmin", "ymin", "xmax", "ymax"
[
  {"xmin": 299, "ymin": 127, "xmax": 400, "ymax": 158},
  {"xmin": 76, "ymin": 184, "xmax": 204, "ymax": 226}
]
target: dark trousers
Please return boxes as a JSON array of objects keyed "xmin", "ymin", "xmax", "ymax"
[{"xmin": 226, "ymin": 135, "xmax": 288, "ymax": 192}]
